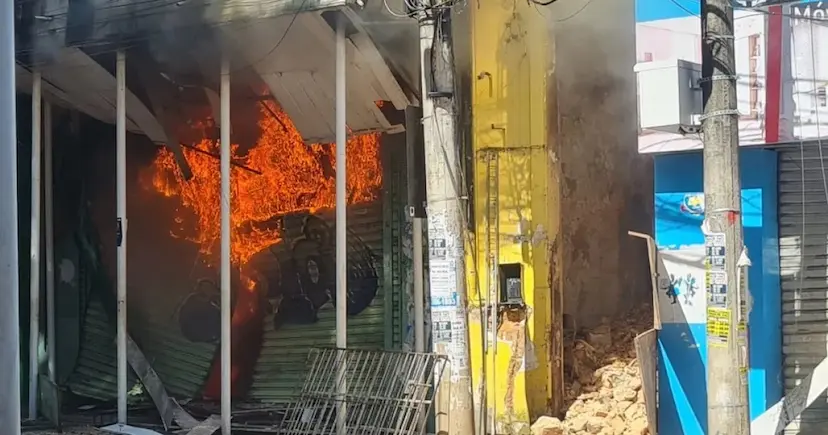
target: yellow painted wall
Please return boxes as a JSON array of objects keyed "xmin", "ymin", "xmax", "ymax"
[{"xmin": 467, "ymin": 1, "xmax": 553, "ymax": 430}]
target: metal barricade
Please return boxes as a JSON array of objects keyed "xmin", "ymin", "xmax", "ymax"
[{"xmin": 278, "ymin": 348, "xmax": 446, "ymax": 435}]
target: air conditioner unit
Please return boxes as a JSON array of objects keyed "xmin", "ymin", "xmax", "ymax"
[{"xmin": 635, "ymin": 59, "xmax": 703, "ymax": 134}]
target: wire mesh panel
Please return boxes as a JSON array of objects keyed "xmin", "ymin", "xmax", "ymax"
[{"xmin": 278, "ymin": 348, "xmax": 446, "ymax": 435}]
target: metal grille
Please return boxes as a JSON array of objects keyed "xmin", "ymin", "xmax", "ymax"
[
  {"xmin": 779, "ymin": 147, "xmax": 828, "ymax": 434},
  {"xmin": 250, "ymin": 203, "xmax": 387, "ymax": 403},
  {"xmin": 278, "ymin": 348, "xmax": 446, "ymax": 435}
]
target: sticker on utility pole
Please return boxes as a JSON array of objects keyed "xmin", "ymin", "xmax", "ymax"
[
  {"xmin": 429, "ymin": 238, "xmax": 448, "ymax": 260},
  {"xmin": 707, "ymin": 307, "xmax": 731, "ymax": 347},
  {"xmin": 706, "ymin": 271, "xmax": 728, "ymax": 309},
  {"xmin": 705, "ymin": 232, "xmax": 728, "ymax": 309},
  {"xmin": 432, "ymin": 309, "xmax": 454, "ymax": 343},
  {"xmin": 430, "ymin": 260, "xmax": 458, "ymax": 308}
]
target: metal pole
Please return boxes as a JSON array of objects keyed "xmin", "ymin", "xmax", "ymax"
[
  {"xmin": 413, "ymin": 217, "xmax": 425, "ymax": 352},
  {"xmin": 0, "ymin": 0, "xmax": 21, "ymax": 431},
  {"xmin": 406, "ymin": 106, "xmax": 425, "ymax": 353},
  {"xmin": 28, "ymin": 71, "xmax": 42, "ymax": 421},
  {"xmin": 115, "ymin": 50, "xmax": 128, "ymax": 426},
  {"xmin": 45, "ymin": 101, "xmax": 55, "ymax": 384},
  {"xmin": 701, "ymin": 0, "xmax": 750, "ymax": 431},
  {"xmin": 220, "ymin": 55, "xmax": 232, "ymax": 435},
  {"xmin": 335, "ymin": 12, "xmax": 348, "ymax": 435},
  {"xmin": 418, "ymin": 4, "xmax": 476, "ymax": 434}
]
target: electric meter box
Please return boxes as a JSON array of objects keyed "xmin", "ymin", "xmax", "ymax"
[{"xmin": 635, "ymin": 59, "xmax": 703, "ymax": 134}]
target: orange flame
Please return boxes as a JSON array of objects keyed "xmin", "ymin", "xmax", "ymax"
[{"xmin": 151, "ymin": 102, "xmax": 382, "ymax": 265}]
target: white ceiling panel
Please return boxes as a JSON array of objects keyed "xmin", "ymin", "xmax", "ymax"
[
  {"xmin": 220, "ymin": 8, "xmax": 408, "ymax": 143},
  {"xmin": 16, "ymin": 48, "xmax": 166, "ymax": 143},
  {"xmin": 16, "ymin": 6, "xmax": 410, "ymax": 147}
]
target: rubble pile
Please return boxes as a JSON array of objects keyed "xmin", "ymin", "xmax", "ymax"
[{"xmin": 532, "ymin": 306, "xmax": 654, "ymax": 435}]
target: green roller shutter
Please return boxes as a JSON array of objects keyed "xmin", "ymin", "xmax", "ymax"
[
  {"xmin": 248, "ymin": 203, "xmax": 387, "ymax": 402},
  {"xmin": 249, "ymin": 136, "xmax": 409, "ymax": 403}
]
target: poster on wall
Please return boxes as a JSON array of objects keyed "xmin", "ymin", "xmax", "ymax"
[
  {"xmin": 636, "ymin": 0, "xmax": 828, "ymax": 153},
  {"xmin": 657, "ymin": 246, "xmax": 707, "ymax": 324},
  {"xmin": 654, "ymin": 192, "xmax": 708, "ymax": 324}
]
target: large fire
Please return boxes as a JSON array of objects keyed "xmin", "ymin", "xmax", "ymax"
[{"xmin": 151, "ymin": 101, "xmax": 382, "ymax": 265}]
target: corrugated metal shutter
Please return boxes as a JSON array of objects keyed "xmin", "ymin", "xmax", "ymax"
[
  {"xmin": 69, "ymin": 204, "xmax": 391, "ymax": 404},
  {"xmin": 66, "ymin": 213, "xmax": 219, "ymax": 401},
  {"xmin": 66, "ymin": 299, "xmax": 218, "ymax": 400},
  {"xmin": 385, "ymin": 146, "xmax": 409, "ymax": 351},
  {"xmin": 779, "ymin": 146, "xmax": 828, "ymax": 434},
  {"xmin": 248, "ymin": 136, "xmax": 411, "ymax": 402},
  {"xmin": 249, "ymin": 203, "xmax": 388, "ymax": 402},
  {"xmin": 66, "ymin": 300, "xmax": 140, "ymax": 401}
]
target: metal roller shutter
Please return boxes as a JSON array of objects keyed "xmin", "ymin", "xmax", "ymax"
[
  {"xmin": 249, "ymin": 203, "xmax": 388, "ymax": 402},
  {"xmin": 249, "ymin": 137, "xmax": 409, "ymax": 402},
  {"xmin": 779, "ymin": 146, "xmax": 828, "ymax": 434}
]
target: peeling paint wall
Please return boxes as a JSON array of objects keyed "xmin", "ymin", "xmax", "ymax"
[
  {"xmin": 547, "ymin": 0, "xmax": 653, "ymax": 329},
  {"xmin": 466, "ymin": 1, "xmax": 552, "ymax": 431},
  {"xmin": 462, "ymin": 0, "xmax": 653, "ymax": 428}
]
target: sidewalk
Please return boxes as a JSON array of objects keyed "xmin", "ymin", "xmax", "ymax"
[{"xmin": 26, "ymin": 428, "xmax": 103, "ymax": 435}]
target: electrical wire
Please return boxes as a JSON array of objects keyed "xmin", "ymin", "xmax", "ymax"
[
  {"xmin": 382, "ymin": 0, "xmax": 416, "ymax": 18},
  {"xmin": 529, "ymin": 0, "xmax": 595, "ymax": 23},
  {"xmin": 15, "ymin": 0, "xmax": 312, "ymax": 53},
  {"xmin": 665, "ymin": 0, "xmax": 699, "ymax": 17},
  {"xmin": 16, "ymin": 0, "xmax": 459, "ymax": 75},
  {"xmin": 554, "ymin": 0, "xmax": 594, "ymax": 22},
  {"xmin": 807, "ymin": 20, "xmax": 828, "ymax": 205},
  {"xmin": 771, "ymin": 12, "xmax": 828, "ymax": 350},
  {"xmin": 789, "ymin": 19, "xmax": 807, "ymax": 359},
  {"xmin": 669, "ymin": 0, "xmax": 828, "ymax": 23},
  {"xmin": 530, "ymin": 0, "xmax": 559, "ymax": 5},
  {"xmin": 225, "ymin": 0, "xmax": 309, "ymax": 75},
  {"xmin": 381, "ymin": 0, "xmax": 458, "ymax": 19},
  {"xmin": 425, "ymin": 9, "xmax": 491, "ymax": 433},
  {"xmin": 15, "ymin": 0, "xmax": 320, "ymax": 76}
]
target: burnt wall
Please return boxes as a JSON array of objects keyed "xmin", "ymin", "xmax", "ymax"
[{"xmin": 549, "ymin": 0, "xmax": 654, "ymax": 328}]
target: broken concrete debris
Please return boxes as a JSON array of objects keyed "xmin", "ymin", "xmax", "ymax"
[
  {"xmin": 530, "ymin": 416, "xmax": 566, "ymax": 435},
  {"xmin": 533, "ymin": 306, "xmax": 653, "ymax": 435}
]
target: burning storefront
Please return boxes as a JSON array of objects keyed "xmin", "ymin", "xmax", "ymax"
[
  {"xmin": 48, "ymin": 103, "xmax": 411, "ymax": 406},
  {"xmin": 12, "ymin": 1, "xmax": 420, "ymax": 429}
]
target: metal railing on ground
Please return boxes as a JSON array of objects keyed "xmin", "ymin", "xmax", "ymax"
[{"xmin": 277, "ymin": 348, "xmax": 446, "ymax": 435}]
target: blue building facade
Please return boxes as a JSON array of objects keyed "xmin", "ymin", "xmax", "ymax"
[{"xmin": 653, "ymin": 149, "xmax": 782, "ymax": 434}]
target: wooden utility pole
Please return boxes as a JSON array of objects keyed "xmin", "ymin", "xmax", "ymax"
[
  {"xmin": 701, "ymin": 0, "xmax": 750, "ymax": 432},
  {"xmin": 417, "ymin": 3, "xmax": 476, "ymax": 434}
]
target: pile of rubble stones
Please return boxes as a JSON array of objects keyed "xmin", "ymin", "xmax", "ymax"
[{"xmin": 531, "ymin": 306, "xmax": 653, "ymax": 435}]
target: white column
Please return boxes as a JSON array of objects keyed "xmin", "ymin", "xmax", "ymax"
[
  {"xmin": 0, "ymin": 0, "xmax": 21, "ymax": 429},
  {"xmin": 335, "ymin": 12, "xmax": 348, "ymax": 435},
  {"xmin": 28, "ymin": 70, "xmax": 42, "ymax": 421},
  {"xmin": 45, "ymin": 101, "xmax": 55, "ymax": 384},
  {"xmin": 115, "ymin": 50, "xmax": 128, "ymax": 425},
  {"xmin": 219, "ymin": 55, "xmax": 232, "ymax": 435}
]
